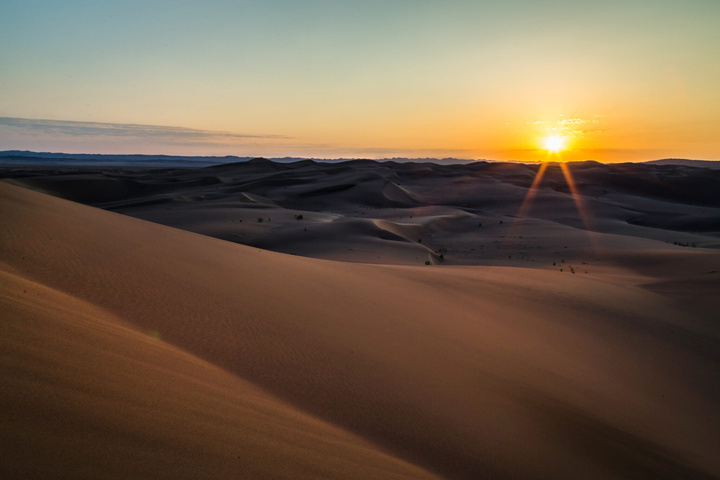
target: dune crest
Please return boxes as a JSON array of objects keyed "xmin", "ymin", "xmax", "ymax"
[{"xmin": 2, "ymin": 181, "xmax": 720, "ymax": 479}]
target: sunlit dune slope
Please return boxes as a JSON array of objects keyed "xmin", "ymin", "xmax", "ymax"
[
  {"xmin": 2, "ymin": 182, "xmax": 720, "ymax": 479},
  {"xmin": 0, "ymin": 269, "xmax": 440, "ymax": 480}
]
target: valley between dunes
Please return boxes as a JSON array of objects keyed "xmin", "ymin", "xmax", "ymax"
[{"xmin": 2, "ymin": 160, "xmax": 720, "ymax": 479}]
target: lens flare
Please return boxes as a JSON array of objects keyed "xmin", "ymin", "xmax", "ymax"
[{"xmin": 513, "ymin": 161, "xmax": 599, "ymax": 253}]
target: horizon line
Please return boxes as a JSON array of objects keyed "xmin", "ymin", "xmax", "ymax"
[{"xmin": 2, "ymin": 149, "xmax": 719, "ymax": 166}]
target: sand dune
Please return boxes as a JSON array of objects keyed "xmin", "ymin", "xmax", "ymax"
[
  {"xmin": 0, "ymin": 269, "xmax": 439, "ymax": 480},
  {"xmin": 5, "ymin": 160, "xmax": 719, "ymax": 267},
  {"xmin": 2, "ymin": 176, "xmax": 720, "ymax": 479}
]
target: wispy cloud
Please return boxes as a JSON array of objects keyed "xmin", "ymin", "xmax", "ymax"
[
  {"xmin": 0, "ymin": 117, "xmax": 289, "ymax": 143},
  {"xmin": 524, "ymin": 116, "xmax": 604, "ymax": 137}
]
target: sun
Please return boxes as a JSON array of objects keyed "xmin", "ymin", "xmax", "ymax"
[{"xmin": 541, "ymin": 135, "xmax": 568, "ymax": 153}]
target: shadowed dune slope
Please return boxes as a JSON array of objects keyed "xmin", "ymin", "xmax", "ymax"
[
  {"xmin": 4, "ymin": 159, "xmax": 720, "ymax": 267},
  {"xmin": 2, "ymin": 182, "xmax": 720, "ymax": 479}
]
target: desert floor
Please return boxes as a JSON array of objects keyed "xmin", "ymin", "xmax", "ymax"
[{"xmin": 2, "ymin": 159, "xmax": 720, "ymax": 479}]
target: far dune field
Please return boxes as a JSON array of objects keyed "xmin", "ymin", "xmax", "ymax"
[{"xmin": 2, "ymin": 159, "xmax": 720, "ymax": 479}]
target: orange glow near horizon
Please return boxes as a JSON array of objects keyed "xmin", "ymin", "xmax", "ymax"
[{"xmin": 2, "ymin": 2, "xmax": 720, "ymax": 161}]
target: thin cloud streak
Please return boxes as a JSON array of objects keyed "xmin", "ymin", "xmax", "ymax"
[
  {"xmin": 0, "ymin": 117, "xmax": 477, "ymax": 158},
  {"xmin": 0, "ymin": 117, "xmax": 289, "ymax": 142}
]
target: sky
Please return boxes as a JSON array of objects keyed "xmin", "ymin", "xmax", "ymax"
[{"xmin": 1, "ymin": 0, "xmax": 719, "ymax": 162}]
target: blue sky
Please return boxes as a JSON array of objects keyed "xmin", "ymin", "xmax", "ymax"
[{"xmin": 1, "ymin": 0, "xmax": 719, "ymax": 160}]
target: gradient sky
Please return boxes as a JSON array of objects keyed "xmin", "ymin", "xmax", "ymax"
[{"xmin": 1, "ymin": 0, "xmax": 719, "ymax": 161}]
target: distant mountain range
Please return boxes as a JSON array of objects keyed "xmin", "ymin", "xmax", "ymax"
[
  {"xmin": 0, "ymin": 150, "xmax": 478, "ymax": 167},
  {"xmin": 1, "ymin": 150, "xmax": 718, "ymax": 168},
  {"xmin": 643, "ymin": 158, "xmax": 720, "ymax": 169},
  {"xmin": 0, "ymin": 150, "xmax": 250, "ymax": 167}
]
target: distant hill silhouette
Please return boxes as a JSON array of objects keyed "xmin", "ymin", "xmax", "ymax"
[
  {"xmin": 0, "ymin": 150, "xmax": 478, "ymax": 167},
  {"xmin": 644, "ymin": 158, "xmax": 720, "ymax": 169}
]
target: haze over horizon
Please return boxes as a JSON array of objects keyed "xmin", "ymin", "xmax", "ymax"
[{"xmin": 2, "ymin": 1, "xmax": 719, "ymax": 162}]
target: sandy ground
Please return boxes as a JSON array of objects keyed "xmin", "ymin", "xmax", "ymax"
[
  {"xmin": 5, "ymin": 160, "xmax": 719, "ymax": 269},
  {"xmin": 2, "ymin": 159, "xmax": 720, "ymax": 479}
]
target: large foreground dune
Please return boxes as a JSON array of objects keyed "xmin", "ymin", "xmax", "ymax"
[{"xmin": 2, "ymin": 159, "xmax": 720, "ymax": 479}]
